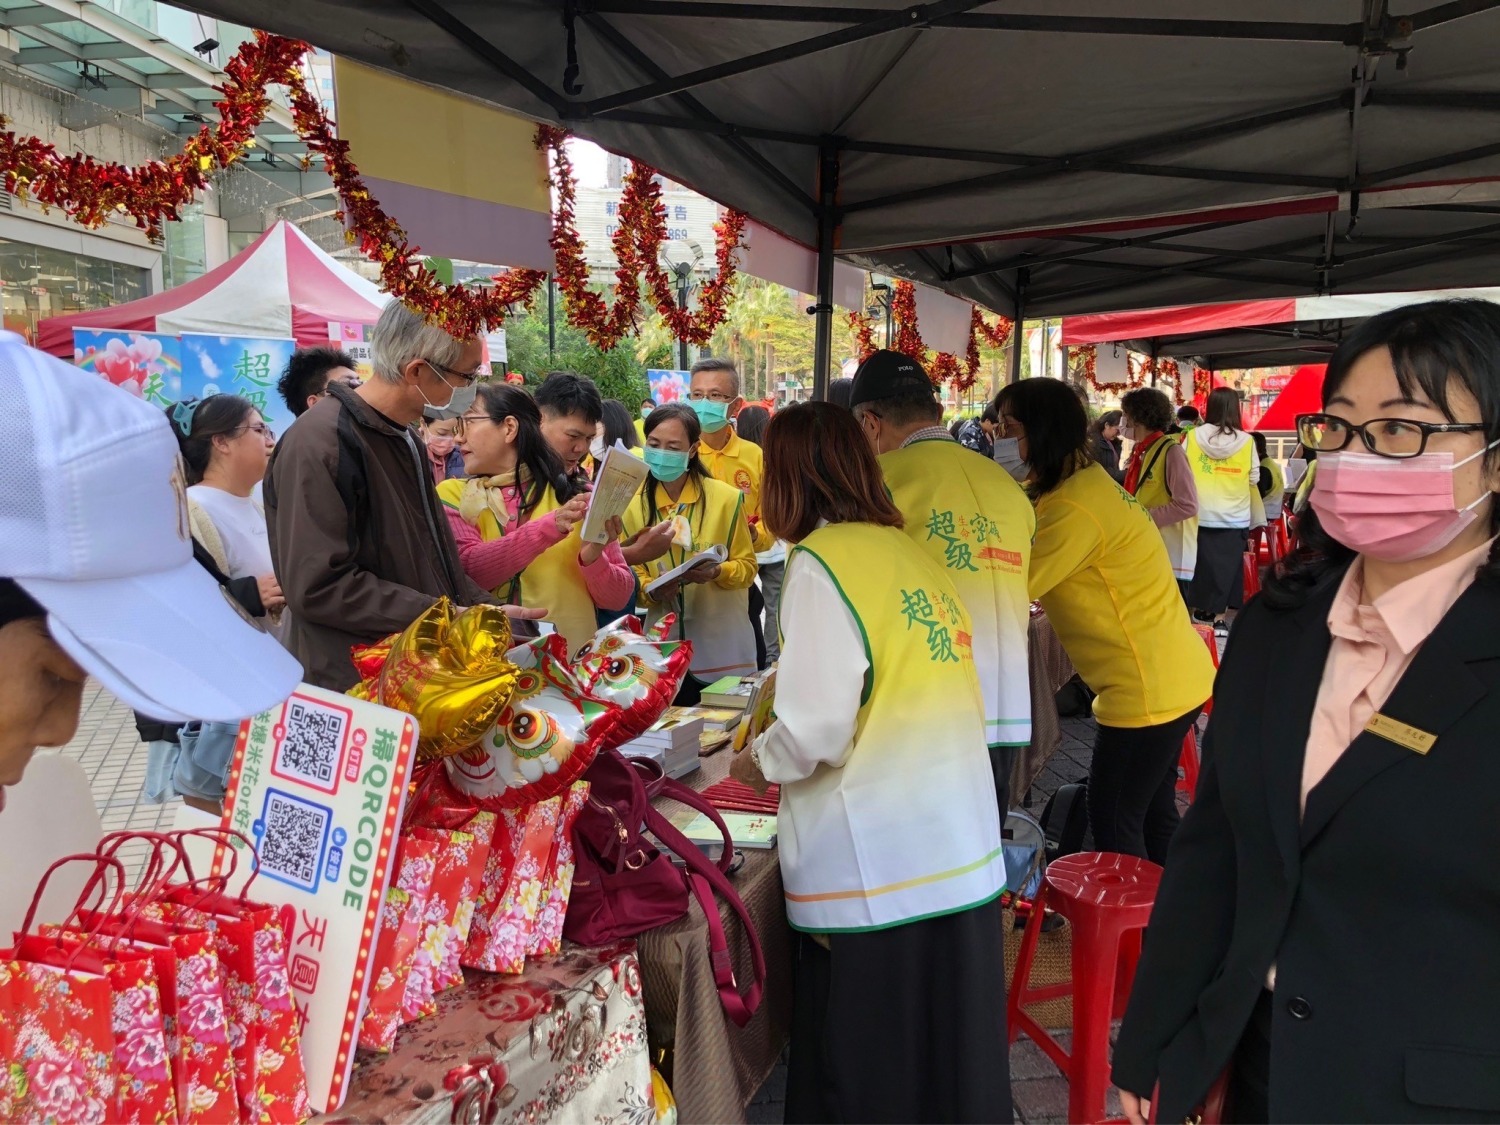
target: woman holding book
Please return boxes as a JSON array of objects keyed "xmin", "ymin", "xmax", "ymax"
[
  {"xmin": 731, "ymin": 401, "xmax": 1009, "ymax": 1123},
  {"xmin": 441, "ymin": 384, "xmax": 633, "ymax": 655},
  {"xmin": 622, "ymin": 402, "xmax": 757, "ymax": 704}
]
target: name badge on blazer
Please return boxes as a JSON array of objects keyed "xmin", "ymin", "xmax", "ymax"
[{"xmin": 1365, "ymin": 712, "xmax": 1437, "ymax": 755}]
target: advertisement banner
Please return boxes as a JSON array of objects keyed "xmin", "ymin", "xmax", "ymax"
[
  {"xmin": 647, "ymin": 368, "xmax": 689, "ymax": 404},
  {"xmin": 72, "ymin": 329, "xmax": 183, "ymax": 406},
  {"xmin": 179, "ymin": 333, "xmax": 298, "ymax": 438}
]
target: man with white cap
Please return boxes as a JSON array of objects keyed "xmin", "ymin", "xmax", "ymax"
[{"xmin": 0, "ymin": 332, "xmax": 302, "ymax": 810}]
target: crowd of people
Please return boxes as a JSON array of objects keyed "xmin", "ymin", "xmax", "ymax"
[{"xmin": 5, "ymin": 296, "xmax": 1500, "ymax": 1123}]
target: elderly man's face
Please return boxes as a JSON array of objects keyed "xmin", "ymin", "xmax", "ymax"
[{"xmin": 398, "ymin": 337, "xmax": 485, "ymax": 419}]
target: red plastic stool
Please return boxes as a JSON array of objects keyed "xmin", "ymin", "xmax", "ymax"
[
  {"xmin": 1179, "ymin": 626, "xmax": 1220, "ymax": 801},
  {"xmin": 1008, "ymin": 853, "xmax": 1163, "ymax": 1125},
  {"xmin": 1242, "ymin": 552, "xmax": 1261, "ymax": 598},
  {"xmin": 1178, "ymin": 725, "xmax": 1201, "ymax": 802}
]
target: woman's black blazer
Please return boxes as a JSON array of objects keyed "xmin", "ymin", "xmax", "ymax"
[{"xmin": 1113, "ymin": 564, "xmax": 1500, "ymax": 1122}]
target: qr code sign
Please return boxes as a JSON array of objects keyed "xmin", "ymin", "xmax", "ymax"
[
  {"xmin": 272, "ymin": 695, "xmax": 351, "ymax": 793},
  {"xmin": 257, "ymin": 789, "xmax": 331, "ymax": 892}
]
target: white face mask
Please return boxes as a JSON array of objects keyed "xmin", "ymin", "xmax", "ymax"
[
  {"xmin": 590, "ymin": 436, "xmax": 608, "ymax": 461},
  {"xmin": 994, "ymin": 436, "xmax": 1030, "ymax": 482},
  {"xmin": 419, "ymin": 363, "xmax": 478, "ymax": 420}
]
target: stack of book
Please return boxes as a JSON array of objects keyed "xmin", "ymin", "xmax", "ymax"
[{"xmin": 619, "ymin": 706, "xmax": 703, "ymax": 779}]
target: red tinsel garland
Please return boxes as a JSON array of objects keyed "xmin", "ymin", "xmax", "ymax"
[
  {"xmin": 1076, "ymin": 344, "xmax": 1143, "ymax": 395},
  {"xmin": 0, "ymin": 31, "xmax": 748, "ymax": 342},
  {"xmin": 847, "ymin": 309, "xmax": 877, "ymax": 363},
  {"xmin": 852, "ymin": 283, "xmax": 1014, "ymax": 392}
]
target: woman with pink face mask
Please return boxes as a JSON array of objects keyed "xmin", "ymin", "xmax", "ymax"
[
  {"xmin": 1113, "ymin": 299, "xmax": 1500, "ymax": 1125},
  {"xmin": 421, "ymin": 416, "xmax": 465, "ymax": 482}
]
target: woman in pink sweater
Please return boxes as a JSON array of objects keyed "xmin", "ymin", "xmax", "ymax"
[{"xmin": 440, "ymin": 384, "xmax": 634, "ymax": 652}]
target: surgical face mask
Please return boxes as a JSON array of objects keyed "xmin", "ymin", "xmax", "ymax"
[
  {"xmin": 590, "ymin": 436, "xmax": 608, "ymax": 461},
  {"xmin": 1120, "ymin": 420, "xmax": 1138, "ymax": 442},
  {"xmin": 1310, "ymin": 444, "xmax": 1499, "ymax": 563},
  {"xmin": 643, "ymin": 446, "xmax": 690, "ymax": 483},
  {"xmin": 994, "ymin": 436, "xmax": 1030, "ymax": 483},
  {"xmin": 419, "ymin": 364, "xmax": 478, "ymax": 420},
  {"xmin": 641, "ymin": 405, "xmax": 654, "ymax": 419},
  {"xmin": 690, "ymin": 397, "xmax": 731, "ymax": 433}
]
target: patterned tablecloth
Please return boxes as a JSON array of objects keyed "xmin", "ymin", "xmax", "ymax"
[
  {"xmin": 323, "ymin": 943, "xmax": 653, "ymax": 1124},
  {"xmin": 638, "ymin": 750, "xmax": 795, "ymax": 1125}
]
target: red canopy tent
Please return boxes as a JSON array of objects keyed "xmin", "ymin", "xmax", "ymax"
[
  {"xmin": 1255, "ymin": 365, "xmax": 1326, "ymax": 432},
  {"xmin": 37, "ymin": 220, "xmax": 387, "ymax": 357}
]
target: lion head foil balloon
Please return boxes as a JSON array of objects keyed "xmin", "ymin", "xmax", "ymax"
[
  {"xmin": 349, "ymin": 598, "xmax": 520, "ymax": 764},
  {"xmin": 443, "ymin": 634, "xmax": 623, "ymax": 808},
  {"xmin": 571, "ymin": 614, "xmax": 693, "ymax": 745}
]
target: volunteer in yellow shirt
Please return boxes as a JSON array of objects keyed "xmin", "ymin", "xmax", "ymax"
[
  {"xmin": 994, "ymin": 377, "xmax": 1215, "ymax": 864},
  {"xmin": 848, "ymin": 349, "xmax": 1035, "ymax": 815},
  {"xmin": 622, "ymin": 402, "xmax": 758, "ymax": 703},
  {"xmin": 688, "ymin": 357, "xmax": 774, "ymax": 669}
]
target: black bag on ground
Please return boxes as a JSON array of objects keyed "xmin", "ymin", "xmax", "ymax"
[{"xmin": 1039, "ymin": 782, "xmax": 1089, "ymax": 864}]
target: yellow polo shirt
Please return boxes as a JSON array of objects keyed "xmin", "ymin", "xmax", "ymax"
[
  {"xmin": 1029, "ymin": 463, "xmax": 1215, "ymax": 728},
  {"xmin": 699, "ymin": 427, "xmax": 773, "ymax": 553}
]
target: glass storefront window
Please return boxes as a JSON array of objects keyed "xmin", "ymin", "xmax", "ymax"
[{"xmin": 0, "ymin": 239, "xmax": 150, "ymax": 343}]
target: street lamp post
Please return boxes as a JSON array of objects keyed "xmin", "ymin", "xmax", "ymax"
[{"xmin": 674, "ymin": 262, "xmax": 691, "ymax": 371}]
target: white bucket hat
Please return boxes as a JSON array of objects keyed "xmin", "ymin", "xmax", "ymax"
[{"xmin": 0, "ymin": 331, "xmax": 301, "ymax": 723}]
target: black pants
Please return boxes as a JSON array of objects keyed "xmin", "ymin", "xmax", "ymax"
[
  {"xmin": 748, "ymin": 579, "xmax": 768, "ymax": 670},
  {"xmin": 785, "ymin": 902, "xmax": 1012, "ymax": 1124},
  {"xmin": 1227, "ymin": 989, "xmax": 1273, "ymax": 1123},
  {"xmin": 989, "ymin": 744, "xmax": 1017, "ymax": 818},
  {"xmin": 1088, "ymin": 707, "xmax": 1202, "ymax": 864},
  {"xmin": 1191, "ymin": 527, "xmax": 1248, "ymax": 616}
]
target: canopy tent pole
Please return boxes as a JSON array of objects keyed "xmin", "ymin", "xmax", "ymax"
[
  {"xmin": 1008, "ymin": 268, "xmax": 1028, "ymax": 384},
  {"xmin": 811, "ymin": 145, "xmax": 840, "ymax": 401}
]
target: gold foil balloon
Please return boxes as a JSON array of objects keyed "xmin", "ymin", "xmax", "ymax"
[{"xmin": 349, "ymin": 598, "xmax": 521, "ymax": 763}]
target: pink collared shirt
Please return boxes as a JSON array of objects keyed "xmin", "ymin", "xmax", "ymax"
[{"xmin": 1301, "ymin": 537, "xmax": 1496, "ymax": 810}]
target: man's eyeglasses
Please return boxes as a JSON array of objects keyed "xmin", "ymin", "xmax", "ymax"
[
  {"xmin": 425, "ymin": 359, "xmax": 485, "ymax": 386},
  {"xmin": 687, "ymin": 391, "xmax": 734, "ymax": 403},
  {"xmin": 1296, "ymin": 412, "xmax": 1486, "ymax": 459}
]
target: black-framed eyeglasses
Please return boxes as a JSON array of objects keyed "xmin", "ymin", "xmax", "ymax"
[
  {"xmin": 1296, "ymin": 412, "xmax": 1486, "ymax": 459},
  {"xmin": 424, "ymin": 359, "xmax": 483, "ymax": 386},
  {"xmin": 687, "ymin": 390, "xmax": 734, "ymax": 403}
]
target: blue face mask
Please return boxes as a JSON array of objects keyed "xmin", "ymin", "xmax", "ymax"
[
  {"xmin": 689, "ymin": 398, "xmax": 730, "ymax": 433},
  {"xmin": 643, "ymin": 446, "xmax": 690, "ymax": 483}
]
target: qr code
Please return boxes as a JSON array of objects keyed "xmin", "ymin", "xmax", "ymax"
[
  {"xmin": 274, "ymin": 697, "xmax": 348, "ymax": 788},
  {"xmin": 258, "ymin": 790, "xmax": 330, "ymax": 892}
]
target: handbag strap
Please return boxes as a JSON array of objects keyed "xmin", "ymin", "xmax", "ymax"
[{"xmin": 646, "ymin": 781, "xmax": 765, "ymax": 1026}]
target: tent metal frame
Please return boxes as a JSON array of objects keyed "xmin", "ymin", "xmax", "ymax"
[{"xmin": 384, "ymin": 0, "xmax": 1500, "ymax": 395}]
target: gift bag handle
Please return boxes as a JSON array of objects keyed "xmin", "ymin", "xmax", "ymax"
[
  {"xmin": 173, "ymin": 826, "xmax": 261, "ymax": 901},
  {"xmin": 19, "ymin": 853, "xmax": 128, "ymax": 949}
]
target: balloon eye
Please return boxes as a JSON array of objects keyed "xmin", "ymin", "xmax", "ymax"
[{"xmin": 508, "ymin": 709, "xmax": 554, "ymax": 755}]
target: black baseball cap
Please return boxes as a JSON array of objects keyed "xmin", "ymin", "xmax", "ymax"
[{"xmin": 848, "ymin": 350, "xmax": 937, "ymax": 409}]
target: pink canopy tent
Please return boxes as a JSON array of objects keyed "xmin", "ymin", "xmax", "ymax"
[{"xmin": 37, "ymin": 220, "xmax": 387, "ymax": 357}]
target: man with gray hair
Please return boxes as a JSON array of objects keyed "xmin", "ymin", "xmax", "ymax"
[{"xmin": 265, "ymin": 299, "xmax": 541, "ymax": 689}]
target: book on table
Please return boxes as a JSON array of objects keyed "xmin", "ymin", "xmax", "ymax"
[
  {"xmin": 700, "ymin": 675, "xmax": 755, "ymax": 710},
  {"xmin": 676, "ymin": 810, "xmax": 778, "ymax": 850},
  {"xmin": 621, "ymin": 706, "xmax": 704, "ymax": 779}
]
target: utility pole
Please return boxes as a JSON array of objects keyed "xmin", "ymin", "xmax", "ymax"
[{"xmin": 676, "ymin": 264, "xmax": 690, "ymax": 371}]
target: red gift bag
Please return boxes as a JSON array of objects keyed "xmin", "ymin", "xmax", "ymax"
[
  {"xmin": 357, "ymin": 836, "xmax": 438, "ymax": 1053},
  {"xmin": 432, "ymin": 811, "xmax": 494, "ymax": 993},
  {"xmin": 529, "ymin": 782, "xmax": 591, "ymax": 959},
  {"xmin": 399, "ymin": 824, "xmax": 489, "ymax": 1022},
  {"xmin": 462, "ymin": 808, "xmax": 523, "ymax": 970},
  {"xmin": 153, "ymin": 829, "xmax": 311, "ymax": 1123},
  {"xmin": 0, "ymin": 855, "xmax": 131, "ymax": 1125}
]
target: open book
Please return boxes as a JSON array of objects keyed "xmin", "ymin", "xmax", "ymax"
[
  {"xmin": 580, "ymin": 441, "xmax": 649, "ymax": 544},
  {"xmin": 645, "ymin": 544, "xmax": 728, "ymax": 597}
]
